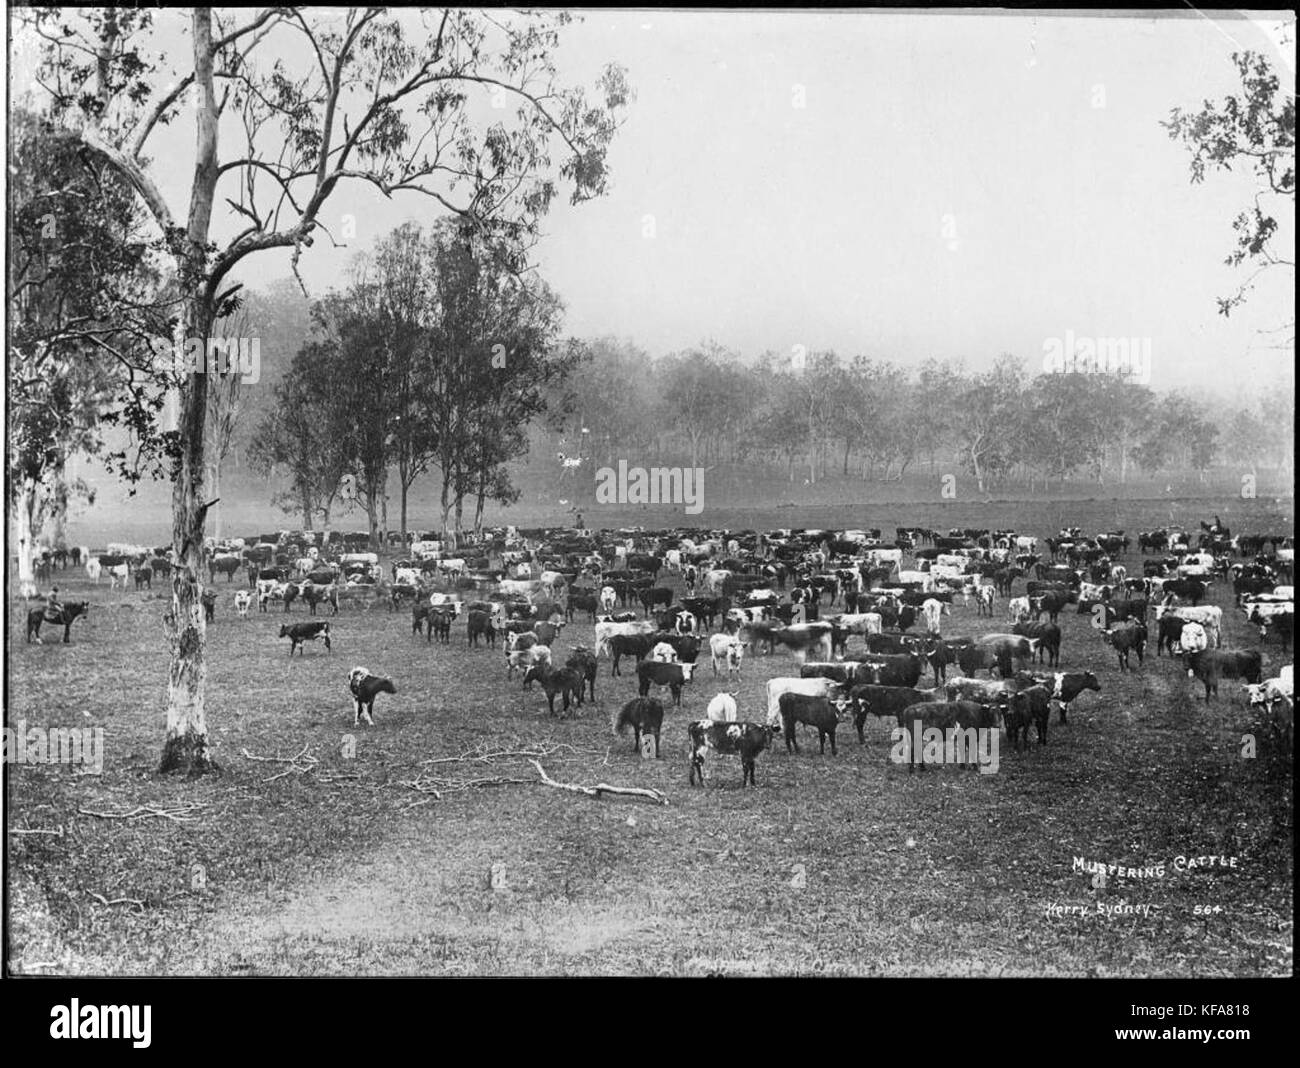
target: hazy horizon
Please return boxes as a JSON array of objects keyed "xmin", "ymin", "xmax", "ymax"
[{"xmin": 10, "ymin": 9, "xmax": 1296, "ymax": 406}]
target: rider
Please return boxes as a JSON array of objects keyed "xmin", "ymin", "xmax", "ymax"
[{"xmin": 45, "ymin": 586, "xmax": 62, "ymax": 622}]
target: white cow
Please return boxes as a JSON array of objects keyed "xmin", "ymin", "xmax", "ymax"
[
  {"xmin": 898, "ymin": 570, "xmax": 934, "ymax": 592},
  {"xmin": 599, "ymin": 585, "xmax": 618, "ymax": 613},
  {"xmin": 1177, "ymin": 621, "xmax": 1208, "ymax": 654},
  {"xmin": 234, "ymin": 590, "xmax": 252, "ymax": 618},
  {"xmin": 709, "ymin": 633, "xmax": 745, "ymax": 678},
  {"xmin": 107, "ymin": 562, "xmax": 130, "ymax": 590},
  {"xmin": 1156, "ymin": 604, "xmax": 1223, "ymax": 647},
  {"xmin": 1008, "ymin": 596, "xmax": 1031, "ymax": 622},
  {"xmin": 539, "ymin": 570, "xmax": 565, "ymax": 599},
  {"xmin": 649, "ymin": 641, "xmax": 679, "ymax": 663},
  {"xmin": 85, "ymin": 558, "xmax": 103, "ymax": 582},
  {"xmin": 706, "ymin": 692, "xmax": 740, "ymax": 722},
  {"xmin": 921, "ymin": 598, "xmax": 948, "ymax": 636}
]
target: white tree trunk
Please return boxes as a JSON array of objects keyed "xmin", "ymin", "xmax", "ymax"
[{"xmin": 15, "ymin": 479, "xmax": 39, "ymax": 598}]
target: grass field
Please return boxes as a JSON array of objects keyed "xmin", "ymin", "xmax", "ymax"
[{"xmin": 6, "ymin": 495, "xmax": 1294, "ymax": 976}]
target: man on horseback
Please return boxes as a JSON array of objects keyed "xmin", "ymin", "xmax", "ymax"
[{"xmin": 45, "ymin": 586, "xmax": 62, "ymax": 623}]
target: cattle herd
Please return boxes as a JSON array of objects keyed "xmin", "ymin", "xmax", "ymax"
[{"xmin": 31, "ymin": 517, "xmax": 1296, "ymax": 784}]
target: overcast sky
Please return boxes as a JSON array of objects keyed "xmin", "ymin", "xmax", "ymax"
[{"xmin": 12, "ymin": 9, "xmax": 1297, "ymax": 403}]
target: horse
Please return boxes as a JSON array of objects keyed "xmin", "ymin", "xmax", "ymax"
[{"xmin": 26, "ymin": 601, "xmax": 90, "ymax": 644}]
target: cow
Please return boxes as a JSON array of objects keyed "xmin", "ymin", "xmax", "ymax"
[
  {"xmin": 918, "ymin": 636, "xmax": 974, "ymax": 685},
  {"xmin": 894, "ymin": 700, "xmax": 1001, "ymax": 773},
  {"xmin": 765, "ymin": 677, "xmax": 846, "ymax": 727},
  {"xmin": 769, "ymin": 621, "xmax": 834, "ymax": 663},
  {"xmin": 709, "ymin": 633, "xmax": 745, "ymax": 678},
  {"xmin": 847, "ymin": 684, "xmax": 945, "ymax": 743},
  {"xmin": 857, "ymin": 652, "xmax": 928, "ymax": 688},
  {"xmin": 636, "ymin": 660, "xmax": 695, "ymax": 707},
  {"xmin": 348, "ymin": 667, "xmax": 395, "ymax": 726},
  {"xmin": 613, "ymin": 697, "xmax": 664, "ymax": 757},
  {"xmin": 687, "ymin": 720, "xmax": 777, "ymax": 787},
  {"xmin": 1012, "ymin": 621, "xmax": 1061, "ymax": 667},
  {"xmin": 1102, "ymin": 619, "xmax": 1147, "ymax": 671},
  {"xmin": 1007, "ymin": 596, "xmax": 1031, "ymax": 622},
  {"xmin": 467, "ymin": 610, "xmax": 497, "ymax": 648},
  {"xmin": 523, "ymin": 662, "xmax": 584, "ymax": 717},
  {"xmin": 1024, "ymin": 670, "xmax": 1102, "ymax": 723},
  {"xmin": 200, "ymin": 589, "xmax": 217, "ymax": 623},
  {"xmin": 1154, "ymin": 603, "xmax": 1223, "ymax": 648},
  {"xmin": 777, "ymin": 692, "xmax": 848, "ymax": 755},
  {"xmin": 1156, "ymin": 614, "xmax": 1187, "ymax": 657},
  {"xmin": 706, "ymin": 691, "xmax": 740, "ymax": 722},
  {"xmin": 1005, "ymin": 685, "xmax": 1051, "ymax": 749},
  {"xmin": 1247, "ymin": 604, "xmax": 1294, "ymax": 650},
  {"xmin": 106, "ymin": 562, "xmax": 131, "ymax": 590},
  {"xmin": 958, "ymin": 635, "xmax": 1036, "ymax": 678},
  {"xmin": 921, "ymin": 597, "xmax": 948, "ymax": 636},
  {"xmin": 638, "ymin": 586, "xmax": 674, "ymax": 617},
  {"xmin": 1183, "ymin": 648, "xmax": 1264, "ymax": 701},
  {"xmin": 234, "ymin": 590, "xmax": 252, "ymax": 618},
  {"xmin": 1029, "ymin": 591, "xmax": 1069, "ymax": 623},
  {"xmin": 280, "ymin": 621, "xmax": 331, "ymax": 656},
  {"xmin": 566, "ymin": 647, "xmax": 598, "ymax": 703},
  {"xmin": 974, "ymin": 584, "xmax": 997, "ymax": 617}
]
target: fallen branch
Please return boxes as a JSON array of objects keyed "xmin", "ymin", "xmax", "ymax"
[
  {"xmin": 9, "ymin": 825, "xmax": 64, "ymax": 837},
  {"xmin": 529, "ymin": 759, "xmax": 668, "ymax": 805},
  {"xmin": 419, "ymin": 740, "xmax": 589, "ymax": 767},
  {"xmin": 241, "ymin": 745, "xmax": 319, "ymax": 782},
  {"xmin": 87, "ymin": 891, "xmax": 145, "ymax": 913},
  {"xmin": 78, "ymin": 802, "xmax": 208, "ymax": 823}
]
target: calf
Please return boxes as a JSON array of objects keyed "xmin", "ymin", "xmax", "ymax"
[
  {"xmin": 524, "ymin": 662, "xmax": 584, "ymax": 717},
  {"xmin": 613, "ymin": 697, "xmax": 665, "ymax": 757},
  {"xmin": 610, "ymin": 633, "xmax": 657, "ymax": 675},
  {"xmin": 201, "ymin": 589, "xmax": 217, "ymax": 623},
  {"xmin": 134, "ymin": 566, "xmax": 152, "ymax": 590},
  {"xmin": 1102, "ymin": 619, "xmax": 1147, "ymax": 671},
  {"xmin": 1006, "ymin": 685, "xmax": 1051, "ymax": 749},
  {"xmin": 637, "ymin": 659, "xmax": 695, "ymax": 707},
  {"xmin": 566, "ymin": 647, "xmax": 598, "ymax": 703},
  {"xmin": 765, "ymin": 677, "xmax": 846, "ymax": 727},
  {"xmin": 466, "ymin": 609, "xmax": 497, "ymax": 648},
  {"xmin": 234, "ymin": 590, "xmax": 252, "ymax": 618},
  {"xmin": 778, "ymin": 692, "xmax": 847, "ymax": 755},
  {"xmin": 687, "ymin": 720, "xmax": 777, "ymax": 787},
  {"xmin": 709, "ymin": 633, "xmax": 745, "ymax": 678},
  {"xmin": 280, "ymin": 621, "xmax": 331, "ymax": 656},
  {"xmin": 348, "ymin": 666, "xmax": 395, "ymax": 726}
]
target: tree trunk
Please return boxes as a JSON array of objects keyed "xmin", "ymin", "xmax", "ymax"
[
  {"xmin": 15, "ymin": 478, "xmax": 39, "ymax": 597},
  {"xmin": 159, "ymin": 302, "xmax": 217, "ymax": 777},
  {"xmin": 301, "ymin": 486, "xmax": 314, "ymax": 530},
  {"xmin": 159, "ymin": 10, "xmax": 220, "ymax": 777}
]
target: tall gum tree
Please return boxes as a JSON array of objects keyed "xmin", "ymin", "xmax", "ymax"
[{"xmin": 21, "ymin": 6, "xmax": 630, "ymax": 775}]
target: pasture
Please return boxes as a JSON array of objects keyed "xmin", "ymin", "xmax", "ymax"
[{"xmin": 6, "ymin": 497, "xmax": 1293, "ymax": 976}]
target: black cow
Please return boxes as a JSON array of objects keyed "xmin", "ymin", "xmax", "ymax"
[
  {"xmin": 524, "ymin": 662, "xmax": 584, "ymax": 717},
  {"xmin": 636, "ymin": 659, "xmax": 695, "ymax": 706},
  {"xmin": 848, "ymin": 684, "xmax": 944, "ymax": 743},
  {"xmin": 1006, "ymin": 685, "xmax": 1051, "ymax": 749},
  {"xmin": 614, "ymin": 697, "xmax": 664, "ymax": 757},
  {"xmin": 303, "ymin": 583, "xmax": 338, "ymax": 616},
  {"xmin": 566, "ymin": 647, "xmax": 598, "ymax": 702},
  {"xmin": 687, "ymin": 720, "xmax": 777, "ymax": 787},
  {"xmin": 638, "ymin": 586, "xmax": 674, "ymax": 616},
  {"xmin": 1102, "ymin": 619, "xmax": 1147, "ymax": 671},
  {"xmin": 1012, "ymin": 621, "xmax": 1061, "ymax": 667},
  {"xmin": 896, "ymin": 700, "xmax": 1001, "ymax": 773},
  {"xmin": 280, "ymin": 621, "xmax": 331, "ymax": 656},
  {"xmin": 1183, "ymin": 649, "xmax": 1263, "ymax": 701},
  {"xmin": 609, "ymin": 633, "xmax": 657, "ymax": 676},
  {"xmin": 1156, "ymin": 615, "xmax": 1186, "ymax": 657},
  {"xmin": 467, "ymin": 610, "xmax": 496, "ymax": 648},
  {"xmin": 778, "ymin": 692, "xmax": 845, "ymax": 755},
  {"xmin": 349, "ymin": 668, "xmax": 395, "ymax": 726},
  {"xmin": 201, "ymin": 589, "xmax": 217, "ymax": 623},
  {"xmin": 856, "ymin": 652, "xmax": 927, "ymax": 688}
]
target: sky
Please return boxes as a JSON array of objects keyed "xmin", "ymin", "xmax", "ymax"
[{"xmin": 9, "ymin": 8, "xmax": 1296, "ymax": 405}]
